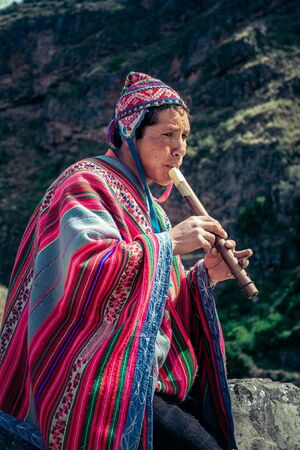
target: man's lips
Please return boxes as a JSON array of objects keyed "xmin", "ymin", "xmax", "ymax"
[{"xmin": 165, "ymin": 164, "xmax": 180, "ymax": 169}]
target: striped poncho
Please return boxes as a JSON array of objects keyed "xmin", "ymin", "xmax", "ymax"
[{"xmin": 0, "ymin": 151, "xmax": 236, "ymax": 449}]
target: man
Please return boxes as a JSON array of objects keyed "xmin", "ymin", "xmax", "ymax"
[{"xmin": 0, "ymin": 72, "xmax": 252, "ymax": 449}]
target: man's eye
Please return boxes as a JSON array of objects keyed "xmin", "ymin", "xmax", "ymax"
[
  {"xmin": 182, "ymin": 135, "xmax": 187, "ymax": 140},
  {"xmin": 163, "ymin": 133, "xmax": 172, "ymax": 137}
]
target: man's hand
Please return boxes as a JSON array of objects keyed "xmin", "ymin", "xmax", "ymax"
[
  {"xmin": 169, "ymin": 216, "xmax": 253, "ymax": 286},
  {"xmin": 169, "ymin": 215, "xmax": 228, "ymax": 256},
  {"xmin": 204, "ymin": 240, "xmax": 253, "ymax": 285}
]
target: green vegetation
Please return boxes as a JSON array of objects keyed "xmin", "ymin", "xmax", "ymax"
[{"xmin": 218, "ymin": 267, "xmax": 300, "ymax": 382}]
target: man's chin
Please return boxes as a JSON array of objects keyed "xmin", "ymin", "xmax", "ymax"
[
  {"xmin": 147, "ymin": 177, "xmax": 170, "ymax": 186},
  {"xmin": 154, "ymin": 179, "xmax": 171, "ymax": 187}
]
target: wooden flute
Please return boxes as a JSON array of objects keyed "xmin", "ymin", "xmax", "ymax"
[{"xmin": 169, "ymin": 167, "xmax": 259, "ymax": 300}]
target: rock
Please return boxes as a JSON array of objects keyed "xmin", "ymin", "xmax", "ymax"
[
  {"xmin": 229, "ymin": 378, "xmax": 300, "ymax": 450},
  {"xmin": 0, "ymin": 285, "xmax": 8, "ymax": 326}
]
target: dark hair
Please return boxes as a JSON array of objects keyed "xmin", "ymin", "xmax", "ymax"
[
  {"xmin": 112, "ymin": 104, "xmax": 189, "ymax": 148},
  {"xmin": 135, "ymin": 105, "xmax": 179, "ymax": 139}
]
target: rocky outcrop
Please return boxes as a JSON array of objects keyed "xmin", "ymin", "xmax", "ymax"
[
  {"xmin": 0, "ymin": 379, "xmax": 299, "ymax": 449},
  {"xmin": 0, "ymin": 285, "xmax": 8, "ymax": 330},
  {"xmin": 229, "ymin": 378, "xmax": 300, "ymax": 450}
]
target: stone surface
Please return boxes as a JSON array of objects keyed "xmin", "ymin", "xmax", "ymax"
[
  {"xmin": 229, "ymin": 378, "xmax": 300, "ymax": 450},
  {"xmin": 0, "ymin": 285, "xmax": 8, "ymax": 326}
]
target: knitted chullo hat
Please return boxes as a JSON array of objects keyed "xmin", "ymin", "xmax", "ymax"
[
  {"xmin": 106, "ymin": 71, "xmax": 188, "ymax": 233},
  {"xmin": 106, "ymin": 71, "xmax": 188, "ymax": 147}
]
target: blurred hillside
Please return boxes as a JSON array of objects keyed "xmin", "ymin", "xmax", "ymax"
[{"xmin": 0, "ymin": 0, "xmax": 299, "ymax": 382}]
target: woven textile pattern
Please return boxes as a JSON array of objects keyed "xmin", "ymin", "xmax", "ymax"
[{"xmin": 0, "ymin": 153, "xmax": 235, "ymax": 450}]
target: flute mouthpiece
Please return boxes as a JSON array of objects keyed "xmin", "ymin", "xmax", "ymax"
[{"xmin": 168, "ymin": 167, "xmax": 185, "ymax": 186}]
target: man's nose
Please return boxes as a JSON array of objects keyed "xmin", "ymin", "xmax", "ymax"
[{"xmin": 172, "ymin": 138, "xmax": 187, "ymax": 158}]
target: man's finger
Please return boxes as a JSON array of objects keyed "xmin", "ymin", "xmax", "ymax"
[
  {"xmin": 202, "ymin": 231, "xmax": 216, "ymax": 246},
  {"xmin": 202, "ymin": 220, "xmax": 227, "ymax": 239},
  {"xmin": 239, "ymin": 258, "xmax": 249, "ymax": 268},
  {"xmin": 224, "ymin": 240, "xmax": 236, "ymax": 249},
  {"xmin": 210, "ymin": 247, "xmax": 218, "ymax": 256},
  {"xmin": 234, "ymin": 249, "xmax": 253, "ymax": 258}
]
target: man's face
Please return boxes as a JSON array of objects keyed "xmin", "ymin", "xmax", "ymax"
[{"xmin": 135, "ymin": 107, "xmax": 190, "ymax": 186}]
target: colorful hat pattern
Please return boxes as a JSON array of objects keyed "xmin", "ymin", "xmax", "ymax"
[{"xmin": 106, "ymin": 71, "xmax": 188, "ymax": 148}]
